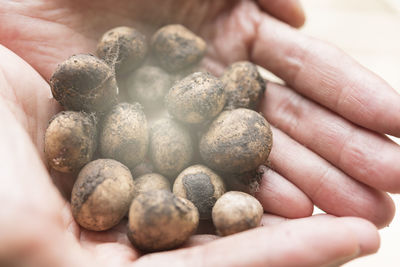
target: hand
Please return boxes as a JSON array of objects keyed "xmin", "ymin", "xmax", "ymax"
[
  {"xmin": 0, "ymin": 0, "xmax": 396, "ymax": 265},
  {"xmin": 0, "ymin": 55, "xmax": 380, "ymax": 265}
]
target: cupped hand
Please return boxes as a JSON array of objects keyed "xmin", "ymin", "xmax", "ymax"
[{"xmin": 0, "ymin": 0, "xmax": 397, "ymax": 266}]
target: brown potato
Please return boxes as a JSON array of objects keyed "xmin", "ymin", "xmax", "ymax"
[
  {"xmin": 126, "ymin": 65, "xmax": 171, "ymax": 109},
  {"xmin": 44, "ymin": 111, "xmax": 97, "ymax": 173},
  {"xmin": 71, "ymin": 159, "xmax": 134, "ymax": 231},
  {"xmin": 165, "ymin": 72, "xmax": 226, "ymax": 124},
  {"xmin": 97, "ymin": 26, "xmax": 147, "ymax": 75},
  {"xmin": 173, "ymin": 165, "xmax": 225, "ymax": 220},
  {"xmin": 151, "ymin": 24, "xmax": 206, "ymax": 72},
  {"xmin": 134, "ymin": 173, "xmax": 171, "ymax": 197},
  {"xmin": 221, "ymin": 61, "xmax": 266, "ymax": 110},
  {"xmin": 128, "ymin": 190, "xmax": 199, "ymax": 251},
  {"xmin": 100, "ymin": 103, "xmax": 149, "ymax": 169},
  {"xmin": 50, "ymin": 54, "xmax": 118, "ymax": 113},
  {"xmin": 199, "ymin": 108, "xmax": 273, "ymax": 173},
  {"xmin": 149, "ymin": 118, "xmax": 193, "ymax": 178},
  {"xmin": 212, "ymin": 191, "xmax": 263, "ymax": 236}
]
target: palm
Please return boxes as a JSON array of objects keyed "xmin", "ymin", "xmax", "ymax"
[{"xmin": 0, "ymin": 0, "xmax": 399, "ymax": 266}]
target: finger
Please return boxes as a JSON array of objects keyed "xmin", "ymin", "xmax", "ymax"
[
  {"xmin": 257, "ymin": 0, "xmax": 305, "ymax": 28},
  {"xmin": 251, "ymin": 14, "xmax": 400, "ymax": 137},
  {"xmin": 262, "ymin": 82, "xmax": 400, "ymax": 193},
  {"xmin": 255, "ymin": 166, "xmax": 314, "ymax": 218},
  {"xmin": 268, "ymin": 126, "xmax": 395, "ymax": 228},
  {"xmin": 132, "ymin": 216, "xmax": 379, "ymax": 267}
]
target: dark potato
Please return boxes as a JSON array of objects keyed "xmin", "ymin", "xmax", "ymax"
[
  {"xmin": 100, "ymin": 103, "xmax": 149, "ymax": 169},
  {"xmin": 50, "ymin": 54, "xmax": 118, "ymax": 113},
  {"xmin": 200, "ymin": 108, "xmax": 273, "ymax": 173},
  {"xmin": 97, "ymin": 26, "xmax": 147, "ymax": 75},
  {"xmin": 71, "ymin": 159, "xmax": 134, "ymax": 231},
  {"xmin": 221, "ymin": 61, "xmax": 266, "ymax": 110},
  {"xmin": 212, "ymin": 191, "xmax": 263, "ymax": 236},
  {"xmin": 165, "ymin": 72, "xmax": 226, "ymax": 124},
  {"xmin": 44, "ymin": 111, "xmax": 97, "ymax": 173},
  {"xmin": 173, "ymin": 165, "xmax": 225, "ymax": 220},
  {"xmin": 151, "ymin": 24, "xmax": 206, "ymax": 72},
  {"xmin": 128, "ymin": 190, "xmax": 199, "ymax": 252}
]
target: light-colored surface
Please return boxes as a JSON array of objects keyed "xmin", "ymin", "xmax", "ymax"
[{"xmin": 300, "ymin": 1, "xmax": 400, "ymax": 266}]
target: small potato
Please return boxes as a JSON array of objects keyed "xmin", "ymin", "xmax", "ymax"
[
  {"xmin": 134, "ymin": 173, "xmax": 170, "ymax": 197},
  {"xmin": 126, "ymin": 66, "xmax": 171, "ymax": 109},
  {"xmin": 149, "ymin": 118, "xmax": 193, "ymax": 178},
  {"xmin": 200, "ymin": 108, "xmax": 273, "ymax": 174},
  {"xmin": 212, "ymin": 191, "xmax": 263, "ymax": 236},
  {"xmin": 97, "ymin": 26, "xmax": 147, "ymax": 75},
  {"xmin": 165, "ymin": 72, "xmax": 226, "ymax": 124},
  {"xmin": 151, "ymin": 24, "xmax": 206, "ymax": 72},
  {"xmin": 50, "ymin": 54, "xmax": 118, "ymax": 113},
  {"xmin": 71, "ymin": 159, "xmax": 134, "ymax": 231},
  {"xmin": 173, "ymin": 165, "xmax": 225, "ymax": 220},
  {"xmin": 100, "ymin": 103, "xmax": 149, "ymax": 169},
  {"xmin": 44, "ymin": 111, "xmax": 97, "ymax": 173},
  {"xmin": 128, "ymin": 190, "xmax": 199, "ymax": 251},
  {"xmin": 221, "ymin": 61, "xmax": 266, "ymax": 110}
]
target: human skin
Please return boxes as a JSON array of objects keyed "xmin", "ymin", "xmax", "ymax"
[{"xmin": 0, "ymin": 0, "xmax": 398, "ymax": 266}]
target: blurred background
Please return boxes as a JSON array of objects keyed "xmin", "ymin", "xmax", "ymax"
[{"xmin": 300, "ymin": 0, "xmax": 400, "ymax": 266}]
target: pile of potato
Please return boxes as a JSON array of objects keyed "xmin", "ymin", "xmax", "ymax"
[{"xmin": 45, "ymin": 24, "xmax": 273, "ymax": 252}]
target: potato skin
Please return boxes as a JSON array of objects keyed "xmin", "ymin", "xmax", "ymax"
[
  {"xmin": 165, "ymin": 72, "xmax": 226, "ymax": 124},
  {"xmin": 50, "ymin": 54, "xmax": 118, "ymax": 113},
  {"xmin": 128, "ymin": 190, "xmax": 199, "ymax": 252},
  {"xmin": 221, "ymin": 61, "xmax": 266, "ymax": 110},
  {"xmin": 126, "ymin": 65, "xmax": 171, "ymax": 109},
  {"xmin": 212, "ymin": 191, "xmax": 263, "ymax": 236},
  {"xmin": 44, "ymin": 111, "xmax": 97, "ymax": 173},
  {"xmin": 151, "ymin": 24, "xmax": 206, "ymax": 72},
  {"xmin": 71, "ymin": 159, "xmax": 134, "ymax": 231},
  {"xmin": 199, "ymin": 108, "xmax": 273, "ymax": 173},
  {"xmin": 134, "ymin": 173, "xmax": 171, "ymax": 198},
  {"xmin": 149, "ymin": 118, "xmax": 193, "ymax": 178},
  {"xmin": 173, "ymin": 165, "xmax": 225, "ymax": 220},
  {"xmin": 100, "ymin": 103, "xmax": 149, "ymax": 169},
  {"xmin": 97, "ymin": 26, "xmax": 147, "ymax": 75}
]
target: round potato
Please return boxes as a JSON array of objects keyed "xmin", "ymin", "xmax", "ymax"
[
  {"xmin": 212, "ymin": 191, "xmax": 263, "ymax": 236},
  {"xmin": 199, "ymin": 108, "xmax": 273, "ymax": 173},
  {"xmin": 44, "ymin": 111, "xmax": 97, "ymax": 173},
  {"xmin": 128, "ymin": 190, "xmax": 199, "ymax": 251},
  {"xmin": 50, "ymin": 54, "xmax": 118, "ymax": 113},
  {"xmin": 71, "ymin": 159, "xmax": 134, "ymax": 231}
]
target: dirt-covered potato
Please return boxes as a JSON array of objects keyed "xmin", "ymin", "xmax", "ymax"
[
  {"xmin": 200, "ymin": 108, "xmax": 273, "ymax": 173},
  {"xmin": 165, "ymin": 72, "xmax": 226, "ymax": 124},
  {"xmin": 151, "ymin": 24, "xmax": 206, "ymax": 72},
  {"xmin": 221, "ymin": 61, "xmax": 266, "ymax": 110},
  {"xmin": 128, "ymin": 190, "xmax": 199, "ymax": 251},
  {"xmin": 126, "ymin": 66, "xmax": 171, "ymax": 108},
  {"xmin": 50, "ymin": 54, "xmax": 118, "ymax": 113},
  {"xmin": 71, "ymin": 159, "xmax": 134, "ymax": 231},
  {"xmin": 212, "ymin": 191, "xmax": 263, "ymax": 236},
  {"xmin": 97, "ymin": 26, "xmax": 147, "ymax": 75},
  {"xmin": 134, "ymin": 173, "xmax": 170, "ymax": 197},
  {"xmin": 149, "ymin": 118, "xmax": 193, "ymax": 178},
  {"xmin": 100, "ymin": 103, "xmax": 148, "ymax": 169},
  {"xmin": 44, "ymin": 111, "xmax": 97, "ymax": 173},
  {"xmin": 173, "ymin": 165, "xmax": 225, "ymax": 220}
]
